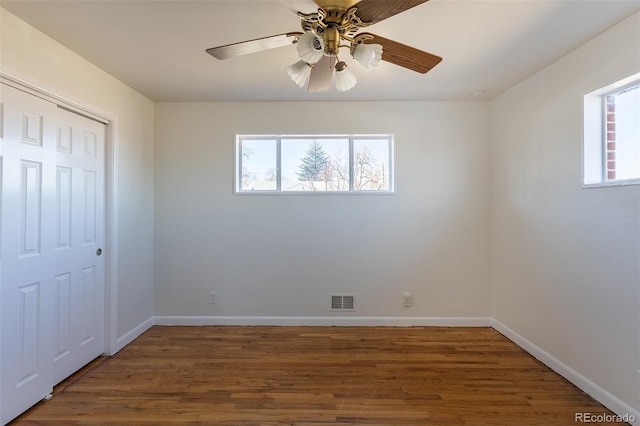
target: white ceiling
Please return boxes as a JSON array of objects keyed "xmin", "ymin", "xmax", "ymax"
[{"xmin": 2, "ymin": 0, "xmax": 639, "ymax": 102}]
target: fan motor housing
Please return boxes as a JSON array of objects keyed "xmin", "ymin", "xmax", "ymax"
[
  {"xmin": 323, "ymin": 26, "xmax": 341, "ymax": 55},
  {"xmin": 300, "ymin": 5, "xmax": 373, "ymax": 55}
]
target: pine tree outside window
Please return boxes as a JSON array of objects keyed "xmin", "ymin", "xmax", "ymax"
[{"xmin": 235, "ymin": 135, "xmax": 394, "ymax": 193}]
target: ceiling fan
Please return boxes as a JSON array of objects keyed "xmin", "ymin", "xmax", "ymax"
[{"xmin": 206, "ymin": 0, "xmax": 442, "ymax": 92}]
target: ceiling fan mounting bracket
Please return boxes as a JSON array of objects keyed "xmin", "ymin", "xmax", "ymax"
[
  {"xmin": 298, "ymin": 6, "xmax": 373, "ymax": 56},
  {"xmin": 345, "ymin": 7, "xmax": 371, "ymax": 29},
  {"xmin": 297, "ymin": 9, "xmax": 326, "ymax": 25},
  {"xmin": 299, "ymin": 7, "xmax": 372, "ymax": 33}
]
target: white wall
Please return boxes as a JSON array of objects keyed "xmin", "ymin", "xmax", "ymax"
[
  {"xmin": 491, "ymin": 11, "xmax": 640, "ymax": 410},
  {"xmin": 0, "ymin": 9, "xmax": 155, "ymax": 346},
  {"xmin": 154, "ymin": 101, "xmax": 491, "ymax": 321}
]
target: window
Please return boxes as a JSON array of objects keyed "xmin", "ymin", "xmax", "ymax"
[
  {"xmin": 584, "ymin": 73, "xmax": 640, "ymax": 186},
  {"xmin": 236, "ymin": 135, "xmax": 393, "ymax": 193}
]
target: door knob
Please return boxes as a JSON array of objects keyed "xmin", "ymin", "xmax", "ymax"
[{"xmin": 96, "ymin": 248, "xmax": 102, "ymax": 256}]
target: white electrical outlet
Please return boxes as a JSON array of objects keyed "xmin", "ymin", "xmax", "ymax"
[
  {"xmin": 402, "ymin": 292, "xmax": 412, "ymax": 307},
  {"xmin": 209, "ymin": 291, "xmax": 217, "ymax": 304}
]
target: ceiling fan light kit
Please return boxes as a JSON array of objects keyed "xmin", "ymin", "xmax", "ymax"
[
  {"xmin": 206, "ymin": 0, "xmax": 442, "ymax": 93},
  {"xmin": 335, "ymin": 61, "xmax": 358, "ymax": 91},
  {"xmin": 351, "ymin": 42, "xmax": 383, "ymax": 72},
  {"xmin": 286, "ymin": 60, "xmax": 313, "ymax": 87},
  {"xmin": 296, "ymin": 32, "xmax": 325, "ymax": 64}
]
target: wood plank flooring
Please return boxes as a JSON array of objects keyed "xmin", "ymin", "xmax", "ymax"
[{"xmin": 12, "ymin": 326, "xmax": 629, "ymax": 425}]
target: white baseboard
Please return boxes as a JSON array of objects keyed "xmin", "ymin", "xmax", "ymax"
[
  {"xmin": 113, "ymin": 316, "xmax": 154, "ymax": 354},
  {"xmin": 153, "ymin": 315, "xmax": 492, "ymax": 327},
  {"xmin": 491, "ymin": 318, "xmax": 639, "ymax": 426}
]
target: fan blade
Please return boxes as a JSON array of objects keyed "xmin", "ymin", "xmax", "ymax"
[
  {"xmin": 308, "ymin": 55, "xmax": 336, "ymax": 93},
  {"xmin": 354, "ymin": 0, "xmax": 429, "ymax": 24},
  {"xmin": 360, "ymin": 33, "xmax": 441, "ymax": 74},
  {"xmin": 279, "ymin": 0, "xmax": 319, "ymax": 14},
  {"xmin": 206, "ymin": 33, "xmax": 302, "ymax": 60}
]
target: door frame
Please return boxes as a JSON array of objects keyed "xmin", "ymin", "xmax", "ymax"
[{"xmin": 1, "ymin": 71, "xmax": 119, "ymax": 356}]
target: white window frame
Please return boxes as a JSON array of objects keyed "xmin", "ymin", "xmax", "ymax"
[
  {"xmin": 234, "ymin": 134, "xmax": 395, "ymax": 194},
  {"xmin": 583, "ymin": 73, "xmax": 640, "ymax": 187}
]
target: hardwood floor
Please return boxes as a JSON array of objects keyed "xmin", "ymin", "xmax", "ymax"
[{"xmin": 12, "ymin": 326, "xmax": 628, "ymax": 425}]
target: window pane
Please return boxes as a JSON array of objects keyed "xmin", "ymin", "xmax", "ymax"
[
  {"xmin": 353, "ymin": 139, "xmax": 391, "ymax": 191},
  {"xmin": 281, "ymin": 138, "xmax": 349, "ymax": 191},
  {"xmin": 240, "ymin": 139, "xmax": 277, "ymax": 191},
  {"xmin": 236, "ymin": 135, "xmax": 394, "ymax": 193},
  {"xmin": 609, "ymin": 86, "xmax": 640, "ymax": 181}
]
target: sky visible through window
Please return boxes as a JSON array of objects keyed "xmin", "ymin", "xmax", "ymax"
[
  {"xmin": 238, "ymin": 136, "xmax": 392, "ymax": 192},
  {"xmin": 612, "ymin": 86, "xmax": 640, "ymax": 180}
]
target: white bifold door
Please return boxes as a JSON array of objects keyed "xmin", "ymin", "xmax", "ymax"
[{"xmin": 0, "ymin": 83, "xmax": 106, "ymax": 424}]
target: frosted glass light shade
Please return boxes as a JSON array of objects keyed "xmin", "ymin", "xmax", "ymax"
[
  {"xmin": 352, "ymin": 43, "xmax": 383, "ymax": 72},
  {"xmin": 335, "ymin": 62, "xmax": 357, "ymax": 92},
  {"xmin": 297, "ymin": 32, "xmax": 325, "ymax": 64},
  {"xmin": 286, "ymin": 60, "xmax": 312, "ymax": 87}
]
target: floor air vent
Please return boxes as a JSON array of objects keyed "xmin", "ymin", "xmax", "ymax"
[{"xmin": 331, "ymin": 294, "xmax": 355, "ymax": 311}]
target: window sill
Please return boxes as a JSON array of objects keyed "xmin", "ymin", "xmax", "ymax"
[
  {"xmin": 582, "ymin": 179, "xmax": 640, "ymax": 189},
  {"xmin": 233, "ymin": 190, "xmax": 398, "ymax": 195}
]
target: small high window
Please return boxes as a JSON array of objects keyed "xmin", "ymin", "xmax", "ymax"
[
  {"xmin": 584, "ymin": 74, "xmax": 640, "ymax": 186},
  {"xmin": 235, "ymin": 135, "xmax": 394, "ymax": 193}
]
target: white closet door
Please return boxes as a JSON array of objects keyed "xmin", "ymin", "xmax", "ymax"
[
  {"xmin": 0, "ymin": 84, "xmax": 106, "ymax": 424},
  {"xmin": 50, "ymin": 106, "xmax": 105, "ymax": 384}
]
